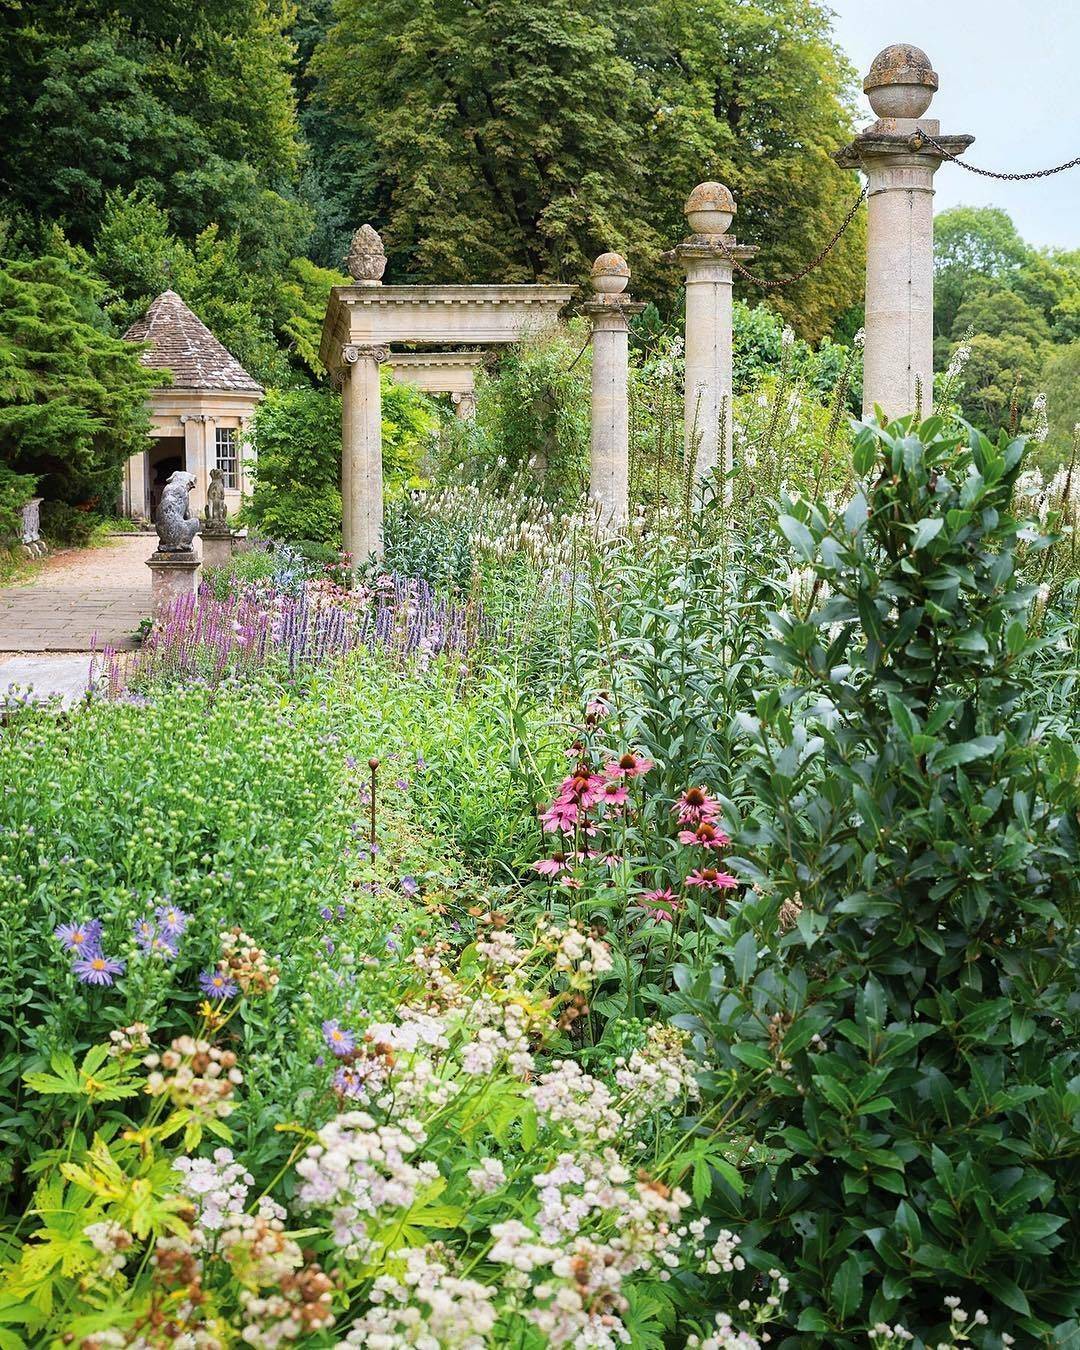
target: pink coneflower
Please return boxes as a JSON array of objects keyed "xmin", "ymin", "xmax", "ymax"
[
  {"xmin": 636, "ymin": 888, "xmax": 681, "ymax": 922},
  {"xmin": 605, "ymin": 752, "xmax": 654, "ymax": 780},
  {"xmin": 73, "ymin": 954, "xmax": 125, "ymax": 986},
  {"xmin": 539, "ymin": 798, "xmax": 580, "ymax": 833},
  {"xmin": 676, "ymin": 786, "xmax": 721, "ymax": 825},
  {"xmin": 531, "ymin": 853, "xmax": 570, "ymax": 878},
  {"xmin": 686, "ymin": 867, "xmax": 738, "ymax": 891},
  {"xmin": 598, "ymin": 778, "xmax": 630, "ymax": 808},
  {"xmin": 676, "ymin": 820, "xmax": 731, "ymax": 850}
]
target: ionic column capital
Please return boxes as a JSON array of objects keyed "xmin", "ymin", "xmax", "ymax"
[{"xmin": 342, "ymin": 343, "xmax": 391, "ymax": 366}]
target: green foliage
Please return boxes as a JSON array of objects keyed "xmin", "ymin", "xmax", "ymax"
[
  {"xmin": 0, "ymin": 0, "xmax": 306, "ymax": 267},
  {"xmin": 1040, "ymin": 341, "xmax": 1080, "ymax": 465},
  {"xmin": 0, "ymin": 463, "xmax": 36, "ymax": 543},
  {"xmin": 676, "ymin": 419, "xmax": 1080, "ymax": 1344},
  {"xmin": 39, "ymin": 500, "xmax": 97, "ymax": 547},
  {"xmin": 243, "ymin": 387, "xmax": 343, "ymax": 545},
  {"xmin": 91, "ymin": 190, "xmax": 293, "ymax": 389},
  {"xmin": 307, "ymin": 0, "xmax": 863, "ymax": 338},
  {"xmin": 0, "ymin": 245, "xmax": 157, "ymax": 506}
]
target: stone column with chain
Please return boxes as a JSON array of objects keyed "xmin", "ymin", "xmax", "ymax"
[
  {"xmin": 583, "ymin": 254, "xmax": 644, "ymax": 528},
  {"xmin": 670, "ymin": 185, "xmax": 757, "ymax": 482},
  {"xmin": 836, "ymin": 45, "xmax": 973, "ymax": 420},
  {"xmin": 341, "ymin": 226, "xmax": 389, "ymax": 562}
]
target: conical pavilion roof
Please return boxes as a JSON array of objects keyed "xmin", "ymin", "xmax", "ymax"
[{"xmin": 123, "ymin": 290, "xmax": 262, "ymax": 393}]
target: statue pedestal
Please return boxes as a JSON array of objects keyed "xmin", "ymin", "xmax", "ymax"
[
  {"xmin": 146, "ymin": 550, "xmax": 200, "ymax": 623},
  {"xmin": 200, "ymin": 529, "xmax": 235, "ymax": 571}
]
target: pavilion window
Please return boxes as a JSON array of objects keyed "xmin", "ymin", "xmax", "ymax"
[{"xmin": 215, "ymin": 427, "xmax": 238, "ymax": 489}]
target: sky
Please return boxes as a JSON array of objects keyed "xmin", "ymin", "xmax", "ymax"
[{"xmin": 826, "ymin": 0, "xmax": 1079, "ymax": 252}]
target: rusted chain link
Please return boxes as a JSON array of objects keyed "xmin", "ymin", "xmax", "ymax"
[
  {"xmin": 912, "ymin": 128, "xmax": 1080, "ymax": 180},
  {"xmin": 716, "ymin": 187, "xmax": 867, "ymax": 289}
]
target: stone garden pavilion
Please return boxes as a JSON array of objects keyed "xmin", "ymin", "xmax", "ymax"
[{"xmin": 121, "ymin": 291, "xmax": 263, "ymax": 522}]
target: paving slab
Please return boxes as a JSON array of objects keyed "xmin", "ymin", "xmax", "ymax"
[
  {"xmin": 0, "ymin": 654, "xmax": 98, "ymax": 707},
  {"xmin": 0, "ymin": 536, "xmax": 152, "ymax": 652}
]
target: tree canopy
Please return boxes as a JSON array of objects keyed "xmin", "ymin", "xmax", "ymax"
[{"xmin": 306, "ymin": 0, "xmax": 865, "ymax": 340}]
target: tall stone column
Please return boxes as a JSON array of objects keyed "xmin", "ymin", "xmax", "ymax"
[
  {"xmin": 836, "ymin": 45, "xmax": 972, "ymax": 420},
  {"xmin": 583, "ymin": 254, "xmax": 644, "ymax": 529},
  {"xmin": 182, "ymin": 415, "xmax": 208, "ymax": 511},
  {"xmin": 342, "ymin": 344, "xmax": 389, "ymax": 562},
  {"xmin": 672, "ymin": 184, "xmax": 757, "ymax": 481},
  {"xmin": 339, "ymin": 224, "xmax": 388, "ymax": 565}
]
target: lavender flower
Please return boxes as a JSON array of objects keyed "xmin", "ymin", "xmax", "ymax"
[
  {"xmin": 199, "ymin": 969, "xmax": 238, "ymax": 999},
  {"xmin": 73, "ymin": 954, "xmax": 125, "ymax": 986},
  {"xmin": 54, "ymin": 918, "xmax": 103, "ymax": 956},
  {"xmin": 399, "ymin": 876, "xmax": 420, "ymax": 899},
  {"xmin": 322, "ymin": 1019, "xmax": 355, "ymax": 1057}
]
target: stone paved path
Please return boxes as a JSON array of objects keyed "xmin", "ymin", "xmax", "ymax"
[{"xmin": 0, "ymin": 535, "xmax": 151, "ymax": 654}]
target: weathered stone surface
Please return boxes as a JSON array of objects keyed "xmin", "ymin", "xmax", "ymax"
[
  {"xmin": 683, "ymin": 181, "xmax": 736, "ymax": 236},
  {"xmin": 146, "ymin": 550, "xmax": 200, "ymax": 623},
  {"xmin": 864, "ymin": 44, "xmax": 938, "ymax": 119},
  {"xmin": 203, "ymin": 468, "xmax": 229, "ymax": 534},
  {"xmin": 346, "ymin": 224, "xmax": 387, "ymax": 283},
  {"xmin": 155, "ymin": 471, "xmax": 201, "ymax": 552}
]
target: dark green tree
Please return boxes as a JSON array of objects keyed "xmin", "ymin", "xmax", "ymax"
[
  {"xmin": 0, "ymin": 0, "xmax": 308, "ymax": 269},
  {"xmin": 307, "ymin": 0, "xmax": 863, "ymax": 339},
  {"xmin": 0, "ymin": 242, "xmax": 158, "ymax": 506}
]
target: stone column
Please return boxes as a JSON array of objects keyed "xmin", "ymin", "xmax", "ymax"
[
  {"xmin": 671, "ymin": 183, "xmax": 757, "ymax": 481},
  {"xmin": 126, "ymin": 452, "xmax": 149, "ymax": 520},
  {"xmin": 182, "ymin": 415, "xmax": 209, "ymax": 513},
  {"xmin": 452, "ymin": 389, "xmax": 477, "ymax": 420},
  {"xmin": 340, "ymin": 224, "xmax": 388, "ymax": 565},
  {"xmin": 583, "ymin": 254, "xmax": 644, "ymax": 529},
  {"xmin": 341, "ymin": 343, "xmax": 389, "ymax": 562},
  {"xmin": 836, "ymin": 44, "xmax": 972, "ymax": 420}
]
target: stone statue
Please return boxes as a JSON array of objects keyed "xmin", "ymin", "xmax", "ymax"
[
  {"xmin": 204, "ymin": 468, "xmax": 228, "ymax": 533},
  {"xmin": 155, "ymin": 470, "xmax": 200, "ymax": 553}
]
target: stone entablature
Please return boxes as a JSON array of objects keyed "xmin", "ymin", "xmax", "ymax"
[
  {"xmin": 321, "ymin": 285, "xmax": 575, "ymax": 373},
  {"xmin": 388, "ymin": 350, "xmax": 487, "ymax": 396}
]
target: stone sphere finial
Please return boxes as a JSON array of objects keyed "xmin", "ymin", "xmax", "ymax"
[
  {"xmin": 591, "ymin": 252, "xmax": 630, "ymax": 296},
  {"xmin": 684, "ymin": 182, "xmax": 736, "ymax": 237},
  {"xmin": 346, "ymin": 224, "xmax": 387, "ymax": 284},
  {"xmin": 864, "ymin": 44, "xmax": 938, "ymax": 119}
]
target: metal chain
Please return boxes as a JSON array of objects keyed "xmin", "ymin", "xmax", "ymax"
[
  {"xmin": 912, "ymin": 128, "xmax": 1080, "ymax": 180},
  {"xmin": 715, "ymin": 186, "xmax": 867, "ymax": 289}
]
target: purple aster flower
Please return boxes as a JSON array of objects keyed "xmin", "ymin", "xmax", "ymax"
[
  {"xmin": 155, "ymin": 903, "xmax": 189, "ymax": 939},
  {"xmin": 319, "ymin": 905, "xmax": 334, "ymax": 921},
  {"xmin": 332, "ymin": 1064, "xmax": 366, "ymax": 1098},
  {"xmin": 321, "ymin": 1019, "xmax": 355, "ymax": 1057},
  {"xmin": 336, "ymin": 904, "xmax": 347, "ymax": 920},
  {"xmin": 73, "ymin": 954, "xmax": 125, "ymax": 986},
  {"xmin": 395, "ymin": 777, "xmax": 409, "ymax": 791},
  {"xmin": 199, "ymin": 969, "xmax": 238, "ymax": 999},
  {"xmin": 399, "ymin": 875, "xmax": 420, "ymax": 899},
  {"xmin": 133, "ymin": 917, "xmax": 158, "ymax": 952},
  {"xmin": 324, "ymin": 938, "xmax": 335, "ymax": 956},
  {"xmin": 55, "ymin": 919, "xmax": 103, "ymax": 956},
  {"xmin": 415, "ymin": 754, "xmax": 427, "ymax": 772}
]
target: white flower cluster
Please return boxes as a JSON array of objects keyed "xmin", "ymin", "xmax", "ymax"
[
  {"xmin": 486, "ymin": 1150, "xmax": 690, "ymax": 1347},
  {"xmin": 870, "ymin": 1298, "xmax": 1010, "ymax": 1348},
  {"xmin": 537, "ymin": 918, "xmax": 613, "ymax": 982},
  {"xmin": 529, "ymin": 1061, "xmax": 621, "ymax": 1142},
  {"xmin": 945, "ymin": 340, "xmax": 971, "ymax": 382},
  {"xmin": 460, "ymin": 995, "xmax": 534, "ymax": 1077},
  {"xmin": 613, "ymin": 1023, "xmax": 700, "ymax": 1127},
  {"xmin": 474, "ymin": 927, "xmax": 523, "ymax": 969},
  {"xmin": 84, "ymin": 1220, "xmax": 134, "ymax": 1274},
  {"xmin": 296, "ymin": 1111, "xmax": 434, "ymax": 1262},
  {"xmin": 687, "ymin": 1312, "xmax": 761, "ymax": 1349},
  {"xmin": 173, "ymin": 1147, "xmax": 252, "ymax": 1233},
  {"xmin": 698, "ymin": 1227, "xmax": 745, "ymax": 1274},
  {"xmin": 336, "ymin": 1245, "xmax": 497, "ymax": 1348},
  {"xmin": 467, "ymin": 1157, "xmax": 507, "ymax": 1195}
]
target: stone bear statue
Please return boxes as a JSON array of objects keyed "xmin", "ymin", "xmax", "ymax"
[{"xmin": 155, "ymin": 470, "xmax": 200, "ymax": 553}]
